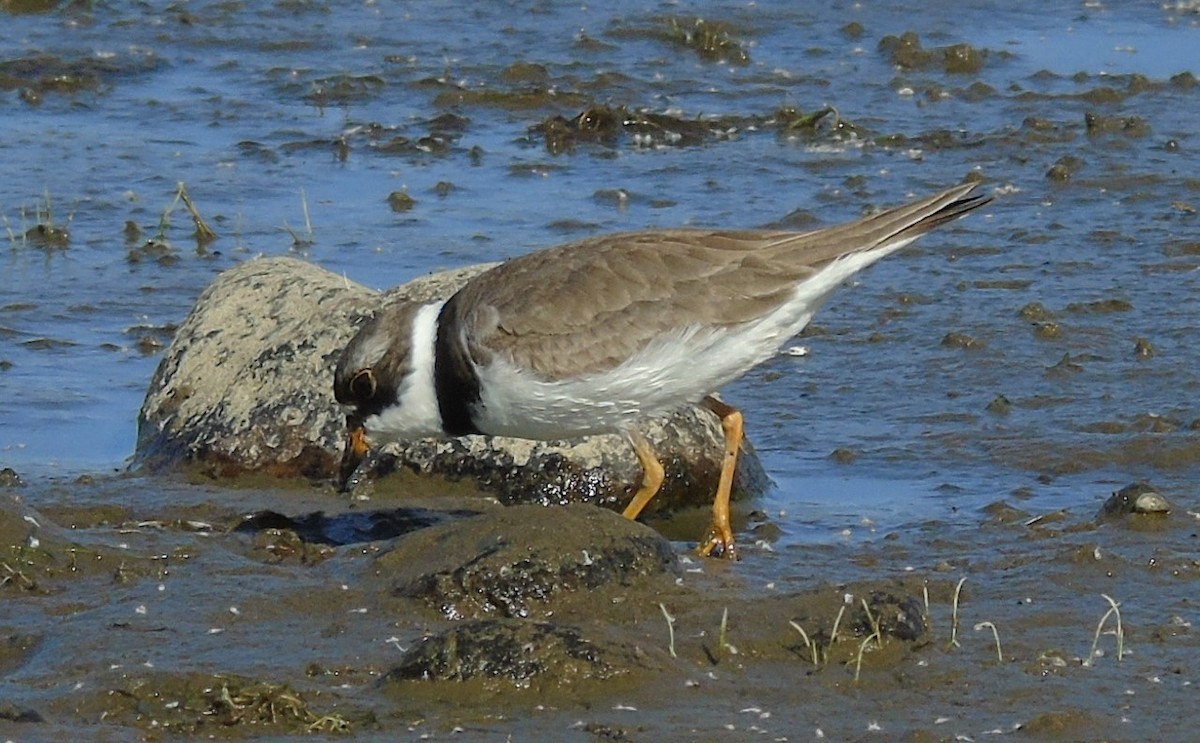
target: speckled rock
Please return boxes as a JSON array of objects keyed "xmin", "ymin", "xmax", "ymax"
[
  {"xmin": 1098, "ymin": 481, "xmax": 1172, "ymax": 521},
  {"xmin": 380, "ymin": 503, "xmax": 679, "ymax": 620},
  {"xmin": 135, "ymin": 256, "xmax": 769, "ymax": 513},
  {"xmin": 384, "ymin": 618, "xmax": 644, "ymax": 686}
]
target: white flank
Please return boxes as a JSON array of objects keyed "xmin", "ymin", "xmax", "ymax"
[
  {"xmin": 367, "ymin": 300, "xmax": 446, "ymax": 441},
  {"xmin": 472, "ymin": 234, "xmax": 920, "ymax": 440}
]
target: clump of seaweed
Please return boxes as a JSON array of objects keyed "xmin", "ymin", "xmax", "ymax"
[
  {"xmin": 96, "ymin": 672, "xmax": 365, "ymax": 734},
  {"xmin": 3, "ymin": 189, "xmax": 71, "ymax": 250},
  {"xmin": 662, "ymin": 17, "xmax": 752, "ymax": 65},
  {"xmin": 533, "ymin": 103, "xmax": 861, "ymax": 154},
  {"xmin": 878, "ymin": 31, "xmax": 989, "ymax": 74}
]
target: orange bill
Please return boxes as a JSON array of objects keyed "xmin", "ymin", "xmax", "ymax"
[{"xmin": 337, "ymin": 415, "xmax": 371, "ymax": 492}]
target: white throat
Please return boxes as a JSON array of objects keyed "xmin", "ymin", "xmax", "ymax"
[{"xmin": 366, "ymin": 300, "xmax": 446, "ymax": 441}]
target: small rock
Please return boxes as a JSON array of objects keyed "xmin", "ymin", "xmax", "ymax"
[
  {"xmin": 830, "ymin": 448, "xmax": 859, "ymax": 465},
  {"xmin": 384, "ymin": 618, "xmax": 641, "ymax": 686},
  {"xmin": 1046, "ymin": 353, "xmax": 1083, "ymax": 376},
  {"xmin": 380, "ymin": 504, "xmax": 678, "ymax": 620},
  {"xmin": 985, "ymin": 395, "xmax": 1012, "ymax": 415},
  {"xmin": 1046, "ymin": 155, "xmax": 1084, "ymax": 182},
  {"xmin": 1032, "ymin": 321, "xmax": 1062, "ymax": 340},
  {"xmin": 386, "ymin": 191, "xmax": 416, "ymax": 212},
  {"xmin": 941, "ymin": 331, "xmax": 984, "ymax": 350},
  {"xmin": 1018, "ymin": 301, "xmax": 1052, "ymax": 321},
  {"xmin": 1099, "ymin": 481, "xmax": 1172, "ymax": 521},
  {"xmin": 0, "ymin": 468, "xmax": 23, "ymax": 488}
]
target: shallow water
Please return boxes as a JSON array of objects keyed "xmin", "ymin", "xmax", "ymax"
[{"xmin": 3, "ymin": 1, "xmax": 1200, "ymax": 740}]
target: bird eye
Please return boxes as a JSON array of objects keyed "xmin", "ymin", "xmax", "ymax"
[{"xmin": 349, "ymin": 368, "xmax": 376, "ymax": 401}]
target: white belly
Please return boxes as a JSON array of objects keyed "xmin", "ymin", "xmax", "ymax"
[
  {"xmin": 472, "ymin": 300, "xmax": 817, "ymax": 440},
  {"xmin": 469, "ymin": 240, "xmax": 913, "ymax": 439}
]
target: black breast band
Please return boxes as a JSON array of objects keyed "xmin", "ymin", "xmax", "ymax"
[{"xmin": 433, "ymin": 297, "xmax": 484, "ymax": 436}]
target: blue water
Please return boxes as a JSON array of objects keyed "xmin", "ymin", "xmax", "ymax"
[{"xmin": 1, "ymin": 0, "xmax": 1198, "ymax": 522}]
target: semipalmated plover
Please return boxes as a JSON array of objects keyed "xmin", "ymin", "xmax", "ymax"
[{"xmin": 334, "ymin": 182, "xmax": 990, "ymax": 558}]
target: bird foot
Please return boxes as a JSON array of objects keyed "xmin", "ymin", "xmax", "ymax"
[{"xmin": 697, "ymin": 526, "xmax": 739, "ymax": 560}]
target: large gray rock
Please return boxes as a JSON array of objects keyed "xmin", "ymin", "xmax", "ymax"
[{"xmin": 135, "ymin": 256, "xmax": 769, "ymax": 513}]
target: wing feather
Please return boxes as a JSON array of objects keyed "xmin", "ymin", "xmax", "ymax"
[{"xmin": 443, "ymin": 183, "xmax": 987, "ymax": 380}]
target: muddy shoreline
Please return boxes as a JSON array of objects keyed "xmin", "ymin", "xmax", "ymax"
[{"xmin": 4, "ymin": 470, "xmax": 1196, "ymax": 740}]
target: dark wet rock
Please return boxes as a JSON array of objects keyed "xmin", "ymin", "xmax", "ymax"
[
  {"xmin": 306, "ymin": 73, "xmax": 385, "ymax": 107},
  {"xmin": 0, "ymin": 467, "xmax": 22, "ymax": 487},
  {"xmin": 1021, "ymin": 116, "xmax": 1073, "ymax": 144},
  {"xmin": 830, "ymin": 447, "xmax": 858, "ymax": 465},
  {"xmin": 1065, "ymin": 298, "xmax": 1132, "ymax": 314},
  {"xmin": 611, "ymin": 17, "xmax": 751, "ymax": 66},
  {"xmin": 430, "ymin": 84, "xmax": 588, "ymax": 111},
  {"xmin": 0, "ymin": 702, "xmax": 44, "ymax": 724},
  {"xmin": 126, "ymin": 237, "xmax": 177, "ymax": 265},
  {"xmin": 380, "ymin": 504, "xmax": 678, "ymax": 620},
  {"xmin": 1171, "ymin": 71, "xmax": 1199, "ymax": 89},
  {"xmin": 784, "ymin": 580, "xmax": 932, "ymax": 668},
  {"xmin": 983, "ymin": 499, "xmax": 1029, "ymax": 524},
  {"xmin": 1018, "ymin": 301, "xmax": 1053, "ymax": 321},
  {"xmin": 499, "ymin": 61, "xmax": 550, "ymax": 85},
  {"xmin": 247, "ymin": 527, "xmax": 337, "ymax": 566},
  {"xmin": 0, "ymin": 53, "xmax": 143, "ymax": 97},
  {"xmin": 385, "ymin": 190, "xmax": 415, "ymax": 212},
  {"xmin": 879, "ymin": 31, "xmax": 929, "ymax": 69},
  {"xmin": 941, "ymin": 331, "xmax": 983, "ymax": 350},
  {"xmin": 840, "ymin": 21, "xmax": 866, "ymax": 39},
  {"xmin": 1032, "ymin": 321, "xmax": 1062, "ymax": 340},
  {"xmin": 1130, "ymin": 413, "xmax": 1180, "ymax": 433},
  {"xmin": 855, "ymin": 590, "xmax": 928, "ymax": 643},
  {"xmin": 0, "ymin": 632, "xmax": 42, "ymax": 679},
  {"xmin": 385, "ymin": 618, "xmax": 643, "ymax": 686},
  {"xmin": 355, "ymin": 404, "xmax": 768, "ymax": 515},
  {"xmin": 1046, "ymin": 155, "xmax": 1084, "ymax": 182},
  {"xmin": 24, "ymin": 223, "xmax": 69, "ymax": 249},
  {"xmin": 1085, "ymin": 111, "xmax": 1151, "ymax": 138},
  {"xmin": 985, "ymin": 395, "xmax": 1012, "ymax": 415},
  {"xmin": 534, "ymin": 103, "xmax": 860, "ymax": 154},
  {"xmin": 878, "ymin": 32, "xmax": 989, "ymax": 74},
  {"xmin": 971, "ymin": 278, "xmax": 1031, "ymax": 291},
  {"xmin": 1045, "ymin": 352, "xmax": 1083, "ymax": 376},
  {"xmin": 1099, "ymin": 482, "xmax": 1172, "ymax": 522},
  {"xmin": 136, "ymin": 257, "xmax": 768, "ymax": 513},
  {"xmin": 941, "ymin": 43, "xmax": 987, "ymax": 75}
]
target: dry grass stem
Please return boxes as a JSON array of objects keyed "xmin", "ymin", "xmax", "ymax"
[
  {"xmin": 659, "ymin": 602, "xmax": 677, "ymax": 658},
  {"xmin": 949, "ymin": 576, "xmax": 967, "ymax": 648},
  {"xmin": 177, "ymin": 182, "xmax": 218, "ymax": 244},
  {"xmin": 974, "ymin": 621, "xmax": 1003, "ymax": 662},
  {"xmin": 1086, "ymin": 593, "xmax": 1125, "ymax": 666},
  {"xmin": 788, "ymin": 620, "xmax": 819, "ymax": 666},
  {"xmin": 829, "ymin": 604, "xmax": 846, "ymax": 646}
]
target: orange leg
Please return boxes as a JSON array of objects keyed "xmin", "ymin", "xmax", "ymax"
[
  {"xmin": 699, "ymin": 396, "xmax": 743, "ymax": 559},
  {"xmin": 622, "ymin": 430, "xmax": 665, "ymax": 521}
]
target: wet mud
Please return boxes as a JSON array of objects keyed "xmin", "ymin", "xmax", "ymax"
[
  {"xmin": 5, "ymin": 473, "xmax": 1198, "ymax": 740},
  {"xmin": 3, "ymin": 1, "xmax": 1200, "ymax": 740}
]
